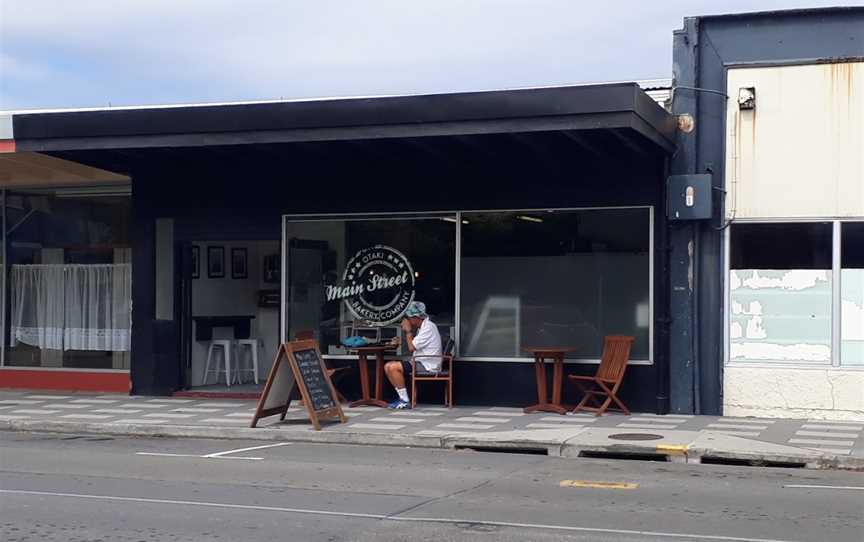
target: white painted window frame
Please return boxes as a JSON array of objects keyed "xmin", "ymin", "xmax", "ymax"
[
  {"xmin": 724, "ymin": 217, "xmax": 864, "ymax": 370},
  {"xmin": 282, "ymin": 205, "xmax": 655, "ymax": 365}
]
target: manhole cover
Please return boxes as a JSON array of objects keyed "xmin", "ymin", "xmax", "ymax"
[{"xmin": 608, "ymin": 433, "xmax": 664, "ymax": 441}]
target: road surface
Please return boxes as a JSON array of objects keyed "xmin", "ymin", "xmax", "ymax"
[{"xmin": 1, "ymin": 431, "xmax": 862, "ymax": 541}]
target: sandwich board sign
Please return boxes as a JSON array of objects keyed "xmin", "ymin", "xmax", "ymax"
[{"xmin": 250, "ymin": 340, "xmax": 346, "ymax": 430}]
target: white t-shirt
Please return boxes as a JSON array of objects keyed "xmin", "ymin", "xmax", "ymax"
[{"xmin": 412, "ymin": 318, "xmax": 443, "ymax": 372}]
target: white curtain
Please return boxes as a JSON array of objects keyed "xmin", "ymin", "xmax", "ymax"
[
  {"xmin": 10, "ymin": 265, "xmax": 65, "ymax": 350},
  {"xmin": 10, "ymin": 264, "xmax": 132, "ymax": 352}
]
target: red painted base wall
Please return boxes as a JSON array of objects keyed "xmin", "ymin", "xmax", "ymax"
[{"xmin": 0, "ymin": 369, "xmax": 130, "ymax": 393}]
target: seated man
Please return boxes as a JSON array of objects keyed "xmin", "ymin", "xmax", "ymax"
[{"xmin": 384, "ymin": 301, "xmax": 442, "ymax": 409}]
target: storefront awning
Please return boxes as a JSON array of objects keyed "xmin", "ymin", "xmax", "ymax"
[
  {"xmin": 5, "ymin": 83, "xmax": 676, "ymax": 155},
  {"xmin": 0, "ymin": 151, "xmax": 129, "ymax": 190}
]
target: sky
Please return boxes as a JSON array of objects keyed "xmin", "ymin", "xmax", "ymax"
[{"xmin": 1, "ymin": 0, "xmax": 862, "ymax": 111}]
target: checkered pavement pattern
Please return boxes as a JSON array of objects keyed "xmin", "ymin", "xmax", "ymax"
[{"xmin": 1, "ymin": 391, "xmax": 862, "ymax": 457}]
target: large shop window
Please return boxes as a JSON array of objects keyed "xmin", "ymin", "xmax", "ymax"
[
  {"xmin": 460, "ymin": 209, "xmax": 651, "ymax": 360},
  {"xmin": 2, "ymin": 193, "xmax": 132, "ymax": 369},
  {"xmin": 728, "ymin": 221, "xmax": 864, "ymax": 366},
  {"xmin": 284, "ymin": 216, "xmax": 456, "ymax": 356},
  {"xmin": 284, "ymin": 208, "xmax": 652, "ymax": 362},
  {"xmin": 841, "ymin": 222, "xmax": 864, "ymax": 365}
]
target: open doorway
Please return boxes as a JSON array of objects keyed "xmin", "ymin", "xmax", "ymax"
[{"xmin": 183, "ymin": 239, "xmax": 281, "ymax": 395}]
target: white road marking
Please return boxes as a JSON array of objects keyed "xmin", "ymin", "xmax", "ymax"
[
  {"xmin": 136, "ymin": 452, "xmax": 202, "ymax": 458},
  {"xmin": 348, "ymin": 423, "xmax": 406, "ymax": 430},
  {"xmin": 414, "ymin": 430, "xmax": 472, "ymax": 436},
  {"xmin": 146, "ymin": 399, "xmax": 195, "ymax": 403},
  {"xmin": 707, "ymin": 424, "xmax": 769, "ymax": 430},
  {"xmin": 44, "ymin": 404, "xmax": 90, "ymax": 409},
  {"xmin": 788, "ymin": 438, "xmax": 855, "ymax": 447},
  {"xmin": 369, "ymin": 417, "xmax": 424, "ymax": 424},
  {"xmin": 654, "ymin": 414, "xmax": 694, "ymax": 419},
  {"xmin": 795, "ymin": 430, "xmax": 859, "ymax": 438},
  {"xmin": 171, "ymin": 408, "xmax": 223, "ymax": 413},
  {"xmin": 59, "ymin": 414, "xmax": 112, "ymax": 420},
  {"xmin": 801, "ymin": 424, "xmax": 863, "ymax": 431},
  {"xmin": 225, "ymin": 412, "xmax": 256, "ymax": 417},
  {"xmin": 455, "ymin": 417, "xmax": 509, "ymax": 423},
  {"xmin": 142, "ymin": 413, "xmax": 195, "ymax": 419},
  {"xmin": 0, "ymin": 415, "xmax": 30, "ymax": 420},
  {"xmin": 387, "ymin": 411, "xmax": 443, "ymax": 417},
  {"xmin": 119, "ymin": 403, "xmax": 166, "ymax": 409},
  {"xmin": 784, "ymin": 484, "xmax": 864, "ymax": 490},
  {"xmin": 203, "ymin": 442, "xmax": 290, "ymax": 458},
  {"xmin": 200, "ymin": 418, "xmax": 249, "ymax": 424},
  {"xmin": 705, "ymin": 430, "xmax": 761, "ymax": 437},
  {"xmin": 26, "ymin": 395, "xmax": 72, "ymax": 400},
  {"xmin": 0, "ymin": 489, "xmax": 809, "ymax": 542},
  {"xmin": 11, "ymin": 409, "xmax": 61, "ymax": 415},
  {"xmin": 435, "ymin": 423, "xmax": 495, "ymax": 430},
  {"xmin": 486, "ymin": 407, "xmax": 524, "ymax": 413},
  {"xmin": 0, "ymin": 400, "xmax": 44, "ymax": 405},
  {"xmin": 526, "ymin": 423, "xmax": 586, "ymax": 429},
  {"xmin": 92, "ymin": 409, "xmax": 143, "ymax": 414},
  {"xmin": 540, "ymin": 416, "xmax": 595, "ymax": 423},
  {"xmin": 196, "ymin": 402, "xmax": 249, "ymax": 408},
  {"xmin": 69, "ymin": 399, "xmax": 118, "ymax": 404},
  {"xmin": 111, "ymin": 419, "xmax": 169, "ymax": 424}
]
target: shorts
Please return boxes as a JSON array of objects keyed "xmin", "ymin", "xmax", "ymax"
[
  {"xmin": 400, "ymin": 359, "xmax": 438, "ymax": 377},
  {"xmin": 400, "ymin": 359, "xmax": 414, "ymax": 380}
]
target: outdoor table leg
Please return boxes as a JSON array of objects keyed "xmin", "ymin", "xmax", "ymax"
[
  {"xmin": 374, "ymin": 350, "xmax": 384, "ymax": 402},
  {"xmin": 524, "ymin": 352, "xmax": 570, "ymax": 415},
  {"xmin": 349, "ymin": 351, "xmax": 388, "ymax": 408}
]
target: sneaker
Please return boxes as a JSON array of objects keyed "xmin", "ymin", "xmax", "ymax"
[{"xmin": 388, "ymin": 399, "xmax": 411, "ymax": 410}]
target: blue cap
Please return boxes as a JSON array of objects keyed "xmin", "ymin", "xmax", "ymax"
[{"xmin": 404, "ymin": 301, "xmax": 426, "ymax": 318}]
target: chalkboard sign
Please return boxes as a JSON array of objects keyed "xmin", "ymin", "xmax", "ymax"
[
  {"xmin": 251, "ymin": 340, "xmax": 345, "ymax": 430},
  {"xmin": 293, "ymin": 348, "xmax": 337, "ymax": 411}
]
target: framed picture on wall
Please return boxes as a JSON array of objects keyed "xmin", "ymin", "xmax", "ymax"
[
  {"xmin": 191, "ymin": 246, "xmax": 200, "ymax": 279},
  {"xmin": 207, "ymin": 246, "xmax": 225, "ymax": 278},
  {"xmin": 231, "ymin": 248, "xmax": 248, "ymax": 279}
]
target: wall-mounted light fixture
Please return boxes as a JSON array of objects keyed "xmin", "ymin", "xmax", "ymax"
[
  {"xmin": 738, "ymin": 87, "xmax": 756, "ymax": 110},
  {"xmin": 516, "ymin": 215, "xmax": 543, "ymax": 223}
]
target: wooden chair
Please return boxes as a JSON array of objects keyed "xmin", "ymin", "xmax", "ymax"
[
  {"xmin": 568, "ymin": 335, "xmax": 634, "ymax": 416},
  {"xmin": 294, "ymin": 330, "xmax": 349, "ymax": 404},
  {"xmin": 411, "ymin": 337, "xmax": 455, "ymax": 408}
]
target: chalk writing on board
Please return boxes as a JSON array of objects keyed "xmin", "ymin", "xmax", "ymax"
[{"xmin": 294, "ymin": 348, "xmax": 336, "ymax": 411}]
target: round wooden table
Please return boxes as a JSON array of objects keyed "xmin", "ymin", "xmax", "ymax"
[
  {"xmin": 523, "ymin": 347, "xmax": 576, "ymax": 415},
  {"xmin": 349, "ymin": 345, "xmax": 398, "ymax": 408}
]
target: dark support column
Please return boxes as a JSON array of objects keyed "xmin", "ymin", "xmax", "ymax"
[
  {"xmin": 668, "ymin": 18, "xmax": 699, "ymax": 413},
  {"xmin": 130, "ymin": 182, "xmax": 156, "ymax": 395}
]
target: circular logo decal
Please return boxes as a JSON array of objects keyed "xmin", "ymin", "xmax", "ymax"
[{"xmin": 326, "ymin": 245, "xmax": 415, "ymax": 326}]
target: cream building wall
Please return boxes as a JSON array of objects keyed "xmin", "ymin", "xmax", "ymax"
[{"xmin": 723, "ymin": 62, "xmax": 864, "ymax": 421}]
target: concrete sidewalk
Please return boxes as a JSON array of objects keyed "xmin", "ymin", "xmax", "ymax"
[{"xmin": 2, "ymin": 390, "xmax": 862, "ymax": 470}]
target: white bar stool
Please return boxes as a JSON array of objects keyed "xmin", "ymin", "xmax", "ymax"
[
  {"xmin": 202, "ymin": 339, "xmax": 236, "ymax": 387},
  {"xmin": 235, "ymin": 339, "xmax": 260, "ymax": 384}
]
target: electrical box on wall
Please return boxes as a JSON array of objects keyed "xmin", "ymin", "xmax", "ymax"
[{"xmin": 667, "ymin": 174, "xmax": 713, "ymax": 220}]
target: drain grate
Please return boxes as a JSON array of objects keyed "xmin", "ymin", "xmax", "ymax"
[
  {"xmin": 578, "ymin": 451, "xmax": 669, "ymax": 462},
  {"xmin": 455, "ymin": 446, "xmax": 548, "ymax": 456},
  {"xmin": 608, "ymin": 433, "xmax": 664, "ymax": 441}
]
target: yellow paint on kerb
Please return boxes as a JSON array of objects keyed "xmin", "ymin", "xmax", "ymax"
[
  {"xmin": 656, "ymin": 444, "xmax": 689, "ymax": 455},
  {"xmin": 559, "ymin": 480, "xmax": 638, "ymax": 490}
]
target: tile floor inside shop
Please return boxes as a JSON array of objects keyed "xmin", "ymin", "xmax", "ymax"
[{"xmin": 0, "ymin": 391, "xmax": 862, "ymax": 457}]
